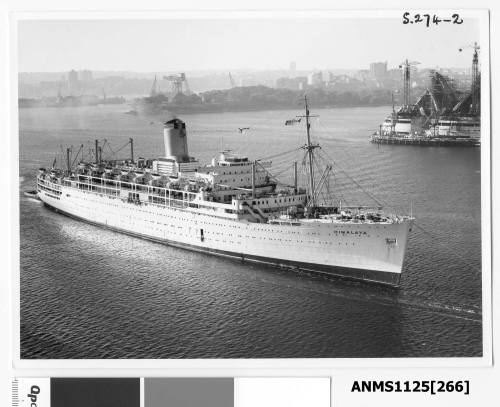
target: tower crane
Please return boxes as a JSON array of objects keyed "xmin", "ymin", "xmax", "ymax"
[
  {"xmin": 458, "ymin": 41, "xmax": 480, "ymax": 55},
  {"xmin": 163, "ymin": 73, "xmax": 191, "ymax": 95},
  {"xmin": 459, "ymin": 42, "xmax": 480, "ymax": 115},
  {"xmin": 398, "ymin": 59, "xmax": 420, "ymax": 106}
]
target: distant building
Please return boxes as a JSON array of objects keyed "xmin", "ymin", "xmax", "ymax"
[
  {"xmin": 276, "ymin": 77, "xmax": 291, "ymax": 89},
  {"xmin": 323, "ymin": 71, "xmax": 333, "ymax": 84},
  {"xmin": 79, "ymin": 69, "xmax": 93, "ymax": 82},
  {"xmin": 369, "ymin": 62, "xmax": 387, "ymax": 79},
  {"xmin": 387, "ymin": 68, "xmax": 400, "ymax": 77},
  {"xmin": 307, "ymin": 71, "xmax": 323, "ymax": 87},
  {"xmin": 238, "ymin": 78, "xmax": 257, "ymax": 87},
  {"xmin": 263, "ymin": 79, "xmax": 275, "ymax": 88},
  {"xmin": 276, "ymin": 76, "xmax": 308, "ymax": 90},
  {"xmin": 289, "ymin": 61, "xmax": 296, "ymax": 76},
  {"xmin": 296, "ymin": 76, "xmax": 308, "ymax": 90},
  {"xmin": 67, "ymin": 70, "xmax": 78, "ymax": 94},
  {"xmin": 354, "ymin": 69, "xmax": 370, "ymax": 82},
  {"xmin": 328, "ymin": 74, "xmax": 352, "ymax": 85}
]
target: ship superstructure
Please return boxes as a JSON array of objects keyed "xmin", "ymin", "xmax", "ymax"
[{"xmin": 36, "ymin": 99, "xmax": 414, "ymax": 286}]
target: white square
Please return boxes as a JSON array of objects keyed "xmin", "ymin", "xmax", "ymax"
[{"xmin": 235, "ymin": 378, "xmax": 330, "ymax": 407}]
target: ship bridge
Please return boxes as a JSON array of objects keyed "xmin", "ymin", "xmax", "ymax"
[
  {"xmin": 195, "ymin": 150, "xmax": 272, "ymax": 193},
  {"xmin": 217, "ymin": 151, "xmax": 251, "ymax": 166}
]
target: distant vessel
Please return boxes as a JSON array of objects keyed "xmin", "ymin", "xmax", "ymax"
[
  {"xmin": 372, "ymin": 47, "xmax": 481, "ymax": 146},
  {"xmin": 35, "ymin": 98, "xmax": 414, "ymax": 286}
]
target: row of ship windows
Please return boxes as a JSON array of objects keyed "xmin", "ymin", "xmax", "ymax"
[
  {"xmin": 43, "ymin": 192, "xmax": 60, "ymax": 200},
  {"xmin": 146, "ymin": 229, "xmax": 358, "ymax": 246},
  {"xmin": 59, "ymin": 199, "xmax": 368, "ymax": 246},
  {"xmin": 76, "ymin": 193, "xmax": 233, "ymax": 221},
  {"xmin": 102, "ymin": 213, "xmax": 367, "ymax": 244},
  {"xmin": 220, "ymin": 169, "xmax": 250, "ymax": 175},
  {"xmin": 252, "ymin": 197, "xmax": 300, "ymax": 205},
  {"xmin": 71, "ymin": 190, "xmax": 308, "ymax": 230},
  {"xmin": 216, "ymin": 177, "xmax": 251, "ymax": 183},
  {"xmin": 80, "ymin": 192, "xmax": 387, "ymax": 233},
  {"xmin": 67, "ymin": 193, "xmax": 374, "ymax": 238},
  {"xmin": 80, "ymin": 194, "xmax": 235, "ymax": 222},
  {"xmin": 83, "ymin": 215, "xmax": 360, "ymax": 246},
  {"xmin": 38, "ymin": 180, "xmax": 61, "ymax": 191},
  {"xmin": 78, "ymin": 208, "xmax": 363, "ymax": 246},
  {"xmin": 38, "ymin": 185, "xmax": 61, "ymax": 195},
  {"xmin": 63, "ymin": 198, "xmax": 360, "ymax": 243},
  {"xmin": 64, "ymin": 198, "xmax": 383, "ymax": 242}
]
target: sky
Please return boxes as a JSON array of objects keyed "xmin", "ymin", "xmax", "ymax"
[{"xmin": 17, "ymin": 17, "xmax": 480, "ymax": 72}]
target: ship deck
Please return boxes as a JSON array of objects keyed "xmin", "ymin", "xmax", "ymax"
[{"xmin": 37, "ymin": 172, "xmax": 408, "ymax": 227}]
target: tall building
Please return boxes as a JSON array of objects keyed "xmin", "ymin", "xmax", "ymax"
[
  {"xmin": 297, "ymin": 77, "xmax": 307, "ymax": 90},
  {"xmin": 369, "ymin": 62, "xmax": 388, "ymax": 79},
  {"xmin": 67, "ymin": 69, "xmax": 78, "ymax": 94},
  {"xmin": 324, "ymin": 71, "xmax": 334, "ymax": 84},
  {"xmin": 79, "ymin": 69, "xmax": 93, "ymax": 82},
  {"xmin": 289, "ymin": 61, "xmax": 297, "ymax": 75},
  {"xmin": 307, "ymin": 71, "xmax": 323, "ymax": 87}
]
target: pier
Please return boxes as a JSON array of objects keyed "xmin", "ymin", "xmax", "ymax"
[{"xmin": 370, "ymin": 135, "xmax": 479, "ymax": 147}]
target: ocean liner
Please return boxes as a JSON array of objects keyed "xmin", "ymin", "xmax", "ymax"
[{"xmin": 35, "ymin": 99, "xmax": 414, "ymax": 286}]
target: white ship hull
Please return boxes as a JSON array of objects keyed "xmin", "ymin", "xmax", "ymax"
[{"xmin": 37, "ymin": 181, "xmax": 413, "ymax": 286}]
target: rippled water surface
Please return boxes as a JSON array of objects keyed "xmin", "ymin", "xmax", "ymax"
[{"xmin": 19, "ymin": 105, "xmax": 482, "ymax": 358}]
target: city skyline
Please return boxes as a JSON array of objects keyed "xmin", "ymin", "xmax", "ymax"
[
  {"xmin": 17, "ymin": 64, "xmax": 474, "ymax": 76},
  {"xmin": 18, "ymin": 17, "xmax": 480, "ymax": 73}
]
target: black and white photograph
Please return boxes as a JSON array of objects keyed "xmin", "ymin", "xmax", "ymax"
[{"xmin": 16, "ymin": 11, "xmax": 489, "ymax": 360}]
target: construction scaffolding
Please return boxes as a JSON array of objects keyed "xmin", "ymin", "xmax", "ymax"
[{"xmin": 163, "ymin": 73, "xmax": 191, "ymax": 95}]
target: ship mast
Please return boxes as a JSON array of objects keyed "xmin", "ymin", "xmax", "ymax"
[
  {"xmin": 305, "ymin": 97, "xmax": 315, "ymax": 206},
  {"xmin": 297, "ymin": 95, "xmax": 319, "ymax": 208}
]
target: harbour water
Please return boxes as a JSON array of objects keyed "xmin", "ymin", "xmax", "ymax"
[{"xmin": 19, "ymin": 105, "xmax": 482, "ymax": 358}]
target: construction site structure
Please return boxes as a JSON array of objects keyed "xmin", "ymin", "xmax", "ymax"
[
  {"xmin": 459, "ymin": 42, "xmax": 480, "ymax": 116},
  {"xmin": 399, "ymin": 59, "xmax": 420, "ymax": 108},
  {"xmin": 372, "ymin": 50, "xmax": 481, "ymax": 146},
  {"xmin": 163, "ymin": 73, "xmax": 191, "ymax": 95}
]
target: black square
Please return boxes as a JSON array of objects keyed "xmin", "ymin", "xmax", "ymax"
[{"xmin": 51, "ymin": 378, "xmax": 140, "ymax": 407}]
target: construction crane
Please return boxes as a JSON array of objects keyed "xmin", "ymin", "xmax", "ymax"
[
  {"xmin": 163, "ymin": 73, "xmax": 190, "ymax": 95},
  {"xmin": 459, "ymin": 42, "xmax": 480, "ymax": 115},
  {"xmin": 229, "ymin": 72, "xmax": 236, "ymax": 88},
  {"xmin": 399, "ymin": 59, "xmax": 420, "ymax": 106}
]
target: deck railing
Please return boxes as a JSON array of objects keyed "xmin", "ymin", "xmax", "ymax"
[{"xmin": 38, "ymin": 173, "xmax": 240, "ymax": 218}]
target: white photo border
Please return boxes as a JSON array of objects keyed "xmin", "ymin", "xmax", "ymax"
[{"xmin": 10, "ymin": 8, "xmax": 492, "ymax": 371}]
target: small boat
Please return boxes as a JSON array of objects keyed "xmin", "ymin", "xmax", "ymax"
[{"xmin": 24, "ymin": 190, "xmax": 40, "ymax": 200}]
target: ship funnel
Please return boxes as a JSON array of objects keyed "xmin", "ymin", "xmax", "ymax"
[{"xmin": 163, "ymin": 118, "xmax": 189, "ymax": 162}]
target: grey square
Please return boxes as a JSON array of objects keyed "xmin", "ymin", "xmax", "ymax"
[{"xmin": 145, "ymin": 378, "xmax": 234, "ymax": 407}]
